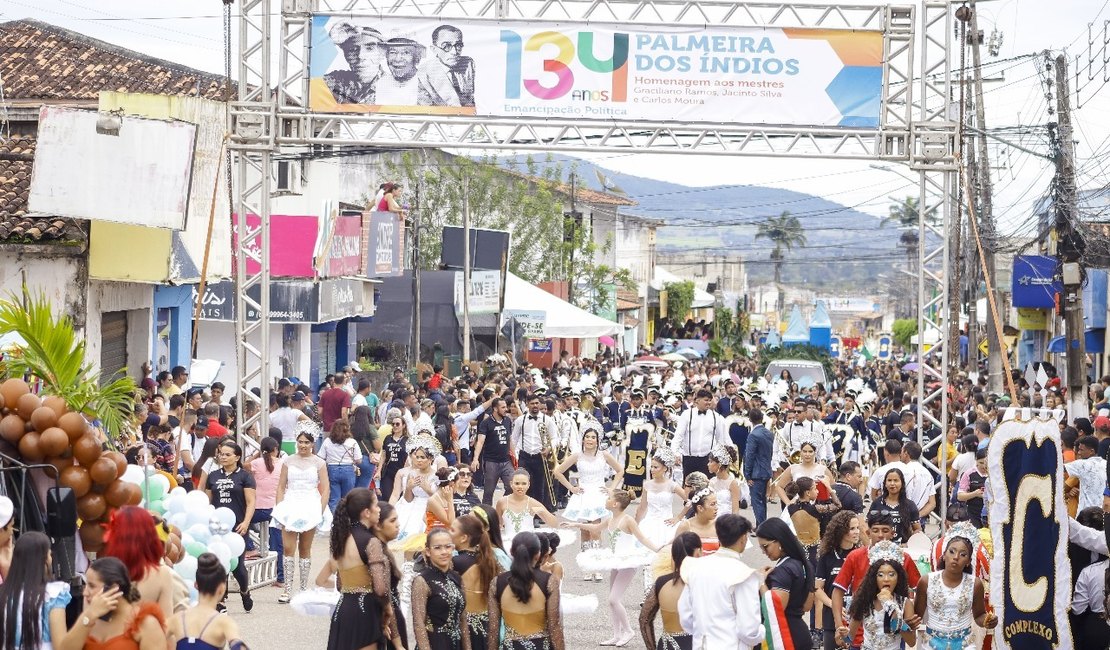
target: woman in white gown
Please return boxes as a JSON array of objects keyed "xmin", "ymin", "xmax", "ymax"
[
  {"xmin": 634, "ymin": 447, "xmax": 684, "ymax": 548},
  {"xmin": 553, "ymin": 419, "xmax": 623, "ymax": 581},
  {"xmin": 270, "ymin": 426, "xmax": 329, "ymax": 604},
  {"xmin": 388, "ymin": 432, "xmax": 440, "ymax": 552}
]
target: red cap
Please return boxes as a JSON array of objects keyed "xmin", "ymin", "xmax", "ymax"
[{"xmin": 1094, "ymin": 416, "xmax": 1110, "ymax": 432}]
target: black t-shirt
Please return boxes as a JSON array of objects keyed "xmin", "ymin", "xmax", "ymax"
[
  {"xmin": 478, "ymin": 416, "xmax": 511, "ymax": 462},
  {"xmin": 833, "ymin": 482, "xmax": 864, "ymax": 514},
  {"xmin": 766, "ymin": 557, "xmax": 809, "ymax": 618},
  {"xmin": 453, "ymin": 491, "xmax": 480, "ymax": 517},
  {"xmin": 381, "ymin": 435, "xmax": 408, "ymax": 475},
  {"xmin": 881, "ymin": 412, "xmax": 901, "ymax": 435},
  {"xmin": 205, "ymin": 467, "xmax": 256, "ymax": 525},
  {"xmin": 1098, "ymin": 437, "xmax": 1110, "ymax": 462},
  {"xmin": 816, "ymin": 548, "xmax": 851, "ymax": 629},
  {"xmin": 867, "ymin": 498, "xmax": 919, "ymax": 544}
]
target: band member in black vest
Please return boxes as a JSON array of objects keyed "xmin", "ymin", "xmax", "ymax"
[{"xmin": 619, "ymin": 388, "xmax": 660, "ymax": 498}]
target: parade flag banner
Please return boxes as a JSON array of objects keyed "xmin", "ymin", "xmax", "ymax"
[
  {"xmin": 987, "ymin": 410, "xmax": 1072, "ymax": 650},
  {"xmin": 309, "ymin": 15, "xmax": 883, "ymax": 127},
  {"xmin": 760, "ymin": 590, "xmax": 793, "ymax": 650}
]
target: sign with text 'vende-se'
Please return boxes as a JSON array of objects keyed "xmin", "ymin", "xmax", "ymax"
[{"xmin": 308, "ymin": 16, "xmax": 883, "ymax": 128}]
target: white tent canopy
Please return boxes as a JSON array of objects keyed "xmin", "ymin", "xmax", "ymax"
[
  {"xmin": 651, "ymin": 267, "xmax": 716, "ymax": 308},
  {"xmin": 504, "ymin": 273, "xmax": 624, "ymax": 339}
]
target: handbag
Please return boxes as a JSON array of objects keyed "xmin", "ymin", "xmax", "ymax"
[{"xmin": 344, "ymin": 442, "xmax": 362, "ymax": 477}]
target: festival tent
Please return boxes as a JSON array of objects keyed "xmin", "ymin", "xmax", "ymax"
[
  {"xmin": 782, "ymin": 305, "xmax": 810, "ymax": 346},
  {"xmin": 503, "ymin": 272, "xmax": 624, "ymax": 339},
  {"xmin": 809, "ymin": 300, "xmax": 832, "ymax": 349}
]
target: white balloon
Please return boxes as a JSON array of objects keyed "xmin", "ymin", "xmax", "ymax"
[
  {"xmin": 169, "ymin": 512, "xmax": 188, "ymax": 531},
  {"xmin": 174, "ymin": 555, "xmax": 198, "ymax": 582},
  {"xmin": 149, "ymin": 473, "xmax": 170, "ymax": 494},
  {"xmin": 170, "ymin": 486, "xmax": 187, "ymax": 498},
  {"xmin": 165, "ymin": 495, "xmax": 185, "ymax": 515},
  {"xmin": 214, "ymin": 507, "xmax": 237, "ymax": 529},
  {"xmin": 209, "ymin": 541, "xmax": 232, "ymax": 571},
  {"xmin": 186, "ymin": 524, "xmax": 211, "ymax": 546},
  {"xmin": 184, "ymin": 508, "xmax": 210, "ymax": 529},
  {"xmin": 223, "ymin": 532, "xmax": 246, "ymax": 558},
  {"xmin": 185, "ymin": 490, "xmax": 210, "ymax": 509},
  {"xmin": 121, "ymin": 465, "xmax": 145, "ymax": 485}
]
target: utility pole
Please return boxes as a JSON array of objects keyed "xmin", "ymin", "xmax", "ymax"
[
  {"xmin": 968, "ymin": 0, "xmax": 1002, "ymax": 392},
  {"xmin": 411, "ymin": 185, "xmax": 422, "ymax": 369},
  {"xmin": 950, "ymin": 6, "xmax": 970, "ymax": 376},
  {"xmin": 566, "ymin": 173, "xmax": 580, "ymax": 306},
  {"xmin": 462, "ymin": 174, "xmax": 472, "ymax": 363},
  {"xmin": 1055, "ymin": 54, "xmax": 1088, "ymax": 422}
]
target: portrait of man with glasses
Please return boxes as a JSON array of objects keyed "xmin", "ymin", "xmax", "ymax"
[{"xmin": 417, "ymin": 24, "xmax": 476, "ymax": 108}]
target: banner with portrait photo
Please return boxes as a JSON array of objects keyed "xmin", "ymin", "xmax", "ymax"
[
  {"xmin": 308, "ymin": 15, "xmax": 883, "ymax": 127},
  {"xmin": 987, "ymin": 410, "xmax": 1073, "ymax": 650}
]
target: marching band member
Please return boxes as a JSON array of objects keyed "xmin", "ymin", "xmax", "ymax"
[
  {"xmin": 670, "ymin": 388, "xmax": 729, "ymax": 481},
  {"xmin": 511, "ymin": 394, "xmax": 558, "ymax": 512},
  {"xmin": 620, "ymin": 388, "xmax": 661, "ymax": 498},
  {"xmin": 823, "ymin": 393, "xmax": 868, "ymax": 470}
]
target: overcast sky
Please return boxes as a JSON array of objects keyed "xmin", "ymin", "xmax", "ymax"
[{"xmin": 3, "ymin": 0, "xmax": 1109, "ymax": 236}]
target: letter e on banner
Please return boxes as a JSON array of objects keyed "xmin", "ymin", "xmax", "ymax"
[{"xmin": 987, "ymin": 411, "xmax": 1071, "ymax": 650}]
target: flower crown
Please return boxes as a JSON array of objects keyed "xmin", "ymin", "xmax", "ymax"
[
  {"xmin": 689, "ymin": 486, "xmax": 713, "ymax": 505},
  {"xmin": 868, "ymin": 540, "xmax": 903, "ymax": 566}
]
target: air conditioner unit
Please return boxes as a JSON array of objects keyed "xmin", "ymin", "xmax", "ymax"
[{"xmin": 274, "ymin": 160, "xmax": 303, "ymax": 195}]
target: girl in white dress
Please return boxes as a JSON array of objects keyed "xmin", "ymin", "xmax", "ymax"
[
  {"xmin": 706, "ymin": 444, "xmax": 741, "ymax": 518},
  {"xmin": 495, "ymin": 468, "xmax": 567, "ymax": 552},
  {"xmin": 553, "ymin": 420, "xmax": 623, "ymax": 581},
  {"xmin": 912, "ymin": 522, "xmax": 997, "ymax": 650},
  {"xmin": 388, "ymin": 432, "xmax": 439, "ymax": 553},
  {"xmin": 271, "ymin": 427, "xmax": 329, "ymax": 604},
  {"xmin": 846, "ymin": 541, "xmax": 918, "ymax": 650},
  {"xmin": 570, "ymin": 489, "xmax": 660, "ymax": 647},
  {"xmin": 634, "ymin": 448, "xmax": 684, "ymax": 548},
  {"xmin": 772, "ymin": 436, "xmax": 837, "ymax": 505}
]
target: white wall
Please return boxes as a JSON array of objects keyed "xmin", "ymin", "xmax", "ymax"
[
  {"xmin": 194, "ymin": 321, "xmax": 312, "ymax": 397},
  {"xmin": 270, "ymin": 159, "xmax": 342, "ymax": 216},
  {"xmin": 86, "ymin": 280, "xmax": 153, "ymax": 376},
  {"xmin": 0, "ymin": 249, "xmax": 84, "ymax": 323}
]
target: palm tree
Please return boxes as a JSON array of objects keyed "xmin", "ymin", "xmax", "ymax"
[
  {"xmin": 755, "ymin": 211, "xmax": 807, "ymax": 313},
  {"xmin": 0, "ymin": 291, "xmax": 136, "ymax": 442},
  {"xmin": 882, "ymin": 196, "xmax": 938, "ymax": 317}
]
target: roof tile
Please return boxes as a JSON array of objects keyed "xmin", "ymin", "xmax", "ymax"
[{"xmin": 0, "ymin": 19, "xmax": 230, "ymax": 243}]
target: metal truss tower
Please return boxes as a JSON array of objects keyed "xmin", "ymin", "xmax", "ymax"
[{"xmin": 233, "ymin": 0, "xmax": 955, "ymax": 486}]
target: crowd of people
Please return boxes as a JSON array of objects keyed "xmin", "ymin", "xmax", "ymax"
[{"xmin": 0, "ymin": 348, "xmax": 1107, "ymax": 650}]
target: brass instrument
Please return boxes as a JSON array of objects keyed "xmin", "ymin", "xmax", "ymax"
[{"xmin": 537, "ymin": 417, "xmax": 558, "ymax": 506}]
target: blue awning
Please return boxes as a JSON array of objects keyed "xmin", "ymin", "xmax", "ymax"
[{"xmin": 1047, "ymin": 328, "xmax": 1105, "ymax": 354}]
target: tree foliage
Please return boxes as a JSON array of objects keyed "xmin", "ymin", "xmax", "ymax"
[
  {"xmin": 758, "ymin": 343, "xmax": 835, "ymax": 379},
  {"xmin": 891, "ymin": 318, "xmax": 918, "ymax": 350},
  {"xmin": 707, "ymin": 302, "xmax": 751, "ymax": 360},
  {"xmin": 0, "ymin": 291, "xmax": 137, "ymax": 441},
  {"xmin": 383, "ymin": 153, "xmax": 632, "ymax": 315},
  {"xmin": 755, "ymin": 211, "xmax": 807, "ymax": 311},
  {"xmin": 664, "ymin": 280, "xmax": 696, "ymax": 322}
]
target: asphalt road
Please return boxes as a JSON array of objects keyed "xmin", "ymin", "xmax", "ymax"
[{"xmin": 233, "ymin": 494, "xmax": 778, "ymax": 649}]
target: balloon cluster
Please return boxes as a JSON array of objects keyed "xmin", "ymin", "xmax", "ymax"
[
  {"xmin": 0, "ymin": 378, "xmax": 141, "ymax": 552},
  {"xmin": 163, "ymin": 489, "xmax": 246, "ymax": 578}
]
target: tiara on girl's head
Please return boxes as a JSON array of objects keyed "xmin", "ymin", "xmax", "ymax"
[
  {"xmin": 868, "ymin": 540, "xmax": 903, "ymax": 566},
  {"xmin": 440, "ymin": 467, "xmax": 459, "ymax": 485},
  {"xmin": 797, "ymin": 429, "xmax": 824, "ymax": 452},
  {"xmin": 653, "ymin": 447, "xmax": 677, "ymax": 468},
  {"xmin": 942, "ymin": 521, "xmax": 978, "ymax": 551},
  {"xmin": 405, "ymin": 432, "xmax": 439, "ymax": 455},
  {"xmin": 709, "ymin": 444, "xmax": 732, "ymax": 465}
]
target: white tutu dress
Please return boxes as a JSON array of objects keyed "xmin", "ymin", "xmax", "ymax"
[
  {"xmin": 638, "ymin": 486, "xmax": 678, "ymax": 548},
  {"xmin": 271, "ymin": 463, "xmax": 325, "ymax": 532},
  {"xmin": 562, "ymin": 453, "xmax": 609, "ymax": 522},
  {"xmin": 576, "ymin": 521, "xmax": 655, "ymax": 571},
  {"xmin": 500, "ymin": 503, "xmax": 576, "ymax": 552},
  {"xmin": 393, "ymin": 473, "xmax": 432, "ymax": 544}
]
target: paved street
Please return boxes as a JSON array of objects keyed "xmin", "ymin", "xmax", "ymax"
[{"xmin": 234, "ymin": 495, "xmax": 777, "ymax": 648}]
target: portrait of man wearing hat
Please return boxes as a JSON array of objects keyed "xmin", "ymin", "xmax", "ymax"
[
  {"xmin": 324, "ymin": 21, "xmax": 385, "ymax": 104},
  {"xmin": 376, "ymin": 32, "xmax": 425, "ymax": 105},
  {"xmin": 417, "ymin": 23, "xmax": 476, "ymax": 108}
]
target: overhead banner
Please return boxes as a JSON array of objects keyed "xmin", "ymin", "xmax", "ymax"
[
  {"xmin": 987, "ymin": 412, "xmax": 1072, "ymax": 650},
  {"xmin": 308, "ymin": 16, "xmax": 883, "ymax": 127}
]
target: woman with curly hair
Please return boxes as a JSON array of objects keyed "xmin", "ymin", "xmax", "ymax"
[
  {"xmin": 866, "ymin": 468, "xmax": 920, "ymax": 544},
  {"xmin": 846, "ymin": 542, "xmax": 917, "ymax": 650},
  {"xmin": 814, "ymin": 511, "xmax": 861, "ymax": 650},
  {"xmin": 102, "ymin": 506, "xmax": 181, "ymax": 618}
]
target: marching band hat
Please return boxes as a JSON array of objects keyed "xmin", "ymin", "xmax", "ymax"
[{"xmin": 631, "ymin": 388, "xmax": 645, "ymax": 399}]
